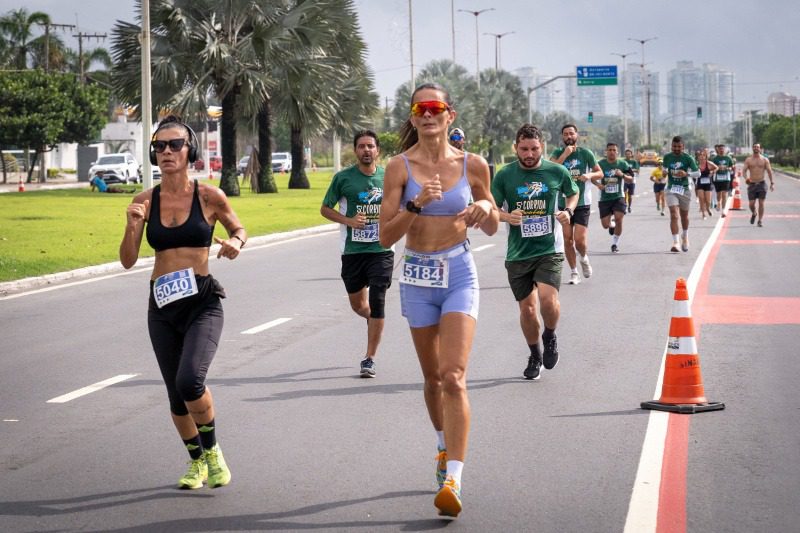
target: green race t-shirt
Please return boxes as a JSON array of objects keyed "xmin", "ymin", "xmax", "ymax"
[
  {"xmin": 662, "ymin": 152, "xmax": 698, "ymax": 194},
  {"xmin": 598, "ymin": 159, "xmax": 631, "ymax": 201},
  {"xmin": 711, "ymin": 154, "xmax": 734, "ymax": 182},
  {"xmin": 322, "ymin": 165, "xmax": 391, "ymax": 254},
  {"xmin": 491, "ymin": 159, "xmax": 578, "ymax": 262},
  {"xmin": 550, "ymin": 146, "xmax": 597, "ymax": 208},
  {"xmin": 624, "ymin": 158, "xmax": 640, "ymax": 181}
]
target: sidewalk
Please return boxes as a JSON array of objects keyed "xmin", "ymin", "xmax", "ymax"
[{"xmin": 0, "ymin": 172, "xmax": 87, "ymax": 193}]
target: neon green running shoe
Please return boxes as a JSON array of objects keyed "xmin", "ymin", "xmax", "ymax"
[
  {"xmin": 204, "ymin": 443, "xmax": 231, "ymax": 488},
  {"xmin": 178, "ymin": 457, "xmax": 207, "ymax": 490},
  {"xmin": 434, "ymin": 476, "xmax": 462, "ymax": 517},
  {"xmin": 435, "ymin": 448, "xmax": 447, "ymax": 489}
]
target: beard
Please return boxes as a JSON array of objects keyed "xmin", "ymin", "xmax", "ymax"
[
  {"xmin": 564, "ymin": 138, "xmax": 576, "ymax": 146},
  {"xmin": 359, "ymin": 154, "xmax": 374, "ymax": 165},
  {"xmin": 518, "ymin": 155, "xmax": 541, "ymax": 169}
]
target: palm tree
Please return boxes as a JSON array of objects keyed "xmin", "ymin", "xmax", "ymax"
[
  {"xmin": 0, "ymin": 8, "xmax": 49, "ymax": 69},
  {"xmin": 477, "ymin": 69, "xmax": 527, "ymax": 163}
]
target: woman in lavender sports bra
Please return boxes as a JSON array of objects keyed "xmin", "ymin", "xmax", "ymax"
[{"xmin": 379, "ymin": 83, "xmax": 498, "ymax": 518}]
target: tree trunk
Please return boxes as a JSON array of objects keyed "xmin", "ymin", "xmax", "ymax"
[
  {"xmin": 1, "ymin": 149, "xmax": 7, "ymax": 184},
  {"xmin": 27, "ymin": 150, "xmax": 38, "ymax": 183},
  {"xmin": 287, "ymin": 125, "xmax": 309, "ymax": 189},
  {"xmin": 219, "ymin": 89, "xmax": 240, "ymax": 197},
  {"xmin": 256, "ymin": 101, "xmax": 278, "ymax": 193}
]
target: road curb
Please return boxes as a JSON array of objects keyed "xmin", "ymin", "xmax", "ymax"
[{"xmin": 0, "ymin": 224, "xmax": 337, "ymax": 296}]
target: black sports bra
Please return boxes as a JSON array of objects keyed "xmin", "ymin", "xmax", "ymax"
[{"xmin": 146, "ymin": 180, "xmax": 214, "ymax": 252}]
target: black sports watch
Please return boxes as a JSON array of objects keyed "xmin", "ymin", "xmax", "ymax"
[
  {"xmin": 406, "ymin": 200, "xmax": 422, "ymax": 214},
  {"xmin": 563, "ymin": 207, "xmax": 574, "ymax": 217}
]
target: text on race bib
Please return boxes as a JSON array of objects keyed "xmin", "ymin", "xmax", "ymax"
[
  {"xmin": 669, "ymin": 184, "xmax": 686, "ymax": 195},
  {"xmin": 400, "ymin": 253, "xmax": 449, "ymax": 288},
  {"xmin": 352, "ymin": 223, "xmax": 379, "ymax": 243},
  {"xmin": 153, "ymin": 268, "xmax": 198, "ymax": 309},
  {"xmin": 521, "ymin": 216, "xmax": 553, "ymax": 238},
  {"xmin": 604, "ymin": 183, "xmax": 619, "ymax": 194}
]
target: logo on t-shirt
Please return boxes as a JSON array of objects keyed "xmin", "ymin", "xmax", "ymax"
[
  {"xmin": 358, "ymin": 187, "xmax": 383, "ymax": 204},
  {"xmin": 516, "ymin": 182, "xmax": 549, "ymax": 200}
]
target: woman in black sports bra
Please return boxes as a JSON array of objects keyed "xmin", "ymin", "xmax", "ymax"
[{"xmin": 119, "ymin": 115, "xmax": 246, "ymax": 490}]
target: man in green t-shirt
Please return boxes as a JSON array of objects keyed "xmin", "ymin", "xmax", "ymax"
[
  {"xmin": 711, "ymin": 144, "xmax": 735, "ymax": 218},
  {"xmin": 321, "ymin": 130, "xmax": 394, "ymax": 378},
  {"xmin": 662, "ymin": 136, "xmax": 700, "ymax": 252},
  {"xmin": 549, "ymin": 124, "xmax": 602, "ymax": 285},
  {"xmin": 592, "ymin": 143, "xmax": 632, "ymax": 253},
  {"xmin": 623, "ymin": 149, "xmax": 640, "ymax": 213},
  {"xmin": 492, "ymin": 124, "xmax": 578, "ymax": 381}
]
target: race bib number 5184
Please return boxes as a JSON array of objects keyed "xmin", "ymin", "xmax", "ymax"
[{"xmin": 400, "ymin": 254, "xmax": 449, "ymax": 288}]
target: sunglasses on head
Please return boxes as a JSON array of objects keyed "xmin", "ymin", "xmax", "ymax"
[
  {"xmin": 411, "ymin": 100, "xmax": 450, "ymax": 116},
  {"xmin": 151, "ymin": 138, "xmax": 188, "ymax": 153},
  {"xmin": 450, "ymin": 134, "xmax": 464, "ymax": 141}
]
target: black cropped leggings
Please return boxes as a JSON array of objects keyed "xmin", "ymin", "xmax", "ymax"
[{"xmin": 148, "ymin": 295, "xmax": 224, "ymax": 416}]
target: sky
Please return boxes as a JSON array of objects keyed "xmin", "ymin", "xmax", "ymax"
[{"xmin": 7, "ymin": 0, "xmax": 800, "ymax": 116}]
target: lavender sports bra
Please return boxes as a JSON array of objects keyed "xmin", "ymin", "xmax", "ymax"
[{"xmin": 400, "ymin": 153, "xmax": 471, "ymax": 216}]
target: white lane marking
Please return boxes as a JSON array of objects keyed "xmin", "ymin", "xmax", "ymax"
[
  {"xmin": 471, "ymin": 244, "xmax": 495, "ymax": 252},
  {"xmin": 241, "ymin": 317, "xmax": 292, "ymax": 335},
  {"xmin": 46, "ymin": 374, "xmax": 139, "ymax": 404},
  {"xmin": 623, "ymin": 212, "xmax": 727, "ymax": 532},
  {"xmin": 4, "ymin": 419, "xmax": 20, "ymax": 422}
]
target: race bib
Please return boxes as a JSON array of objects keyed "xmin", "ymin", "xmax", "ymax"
[
  {"xmin": 352, "ymin": 223, "xmax": 379, "ymax": 243},
  {"xmin": 521, "ymin": 216, "xmax": 553, "ymax": 238},
  {"xmin": 669, "ymin": 184, "xmax": 686, "ymax": 195},
  {"xmin": 153, "ymin": 268, "xmax": 198, "ymax": 308},
  {"xmin": 400, "ymin": 253, "xmax": 449, "ymax": 288},
  {"xmin": 604, "ymin": 183, "xmax": 619, "ymax": 194},
  {"xmin": 699, "ymin": 177, "xmax": 710, "ymax": 184},
  {"xmin": 716, "ymin": 172, "xmax": 730, "ymax": 182}
]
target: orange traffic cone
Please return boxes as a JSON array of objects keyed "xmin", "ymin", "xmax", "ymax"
[
  {"xmin": 18, "ymin": 175, "xmax": 24, "ymax": 192},
  {"xmin": 731, "ymin": 185, "xmax": 742, "ymax": 210},
  {"xmin": 208, "ymin": 170, "xmax": 213, "ymax": 180},
  {"xmin": 641, "ymin": 278, "xmax": 724, "ymax": 414}
]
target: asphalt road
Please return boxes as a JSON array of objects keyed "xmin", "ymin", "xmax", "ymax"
[{"xmin": 1, "ymin": 169, "xmax": 798, "ymax": 532}]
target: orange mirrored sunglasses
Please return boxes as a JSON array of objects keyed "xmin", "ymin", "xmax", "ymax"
[{"xmin": 410, "ymin": 100, "xmax": 450, "ymax": 116}]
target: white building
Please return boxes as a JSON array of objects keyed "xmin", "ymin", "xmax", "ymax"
[{"xmin": 767, "ymin": 92, "xmax": 797, "ymax": 116}]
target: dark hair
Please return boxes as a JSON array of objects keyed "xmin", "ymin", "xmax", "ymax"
[
  {"xmin": 607, "ymin": 142, "xmax": 618, "ymax": 149},
  {"xmin": 514, "ymin": 123, "xmax": 544, "ymax": 145},
  {"xmin": 150, "ymin": 115, "xmax": 198, "ymax": 164},
  {"xmin": 399, "ymin": 82, "xmax": 453, "ymax": 152},
  {"xmin": 672, "ymin": 136, "xmax": 683, "ymax": 144},
  {"xmin": 353, "ymin": 129, "xmax": 379, "ymax": 149},
  {"xmin": 561, "ymin": 123, "xmax": 578, "ymax": 134}
]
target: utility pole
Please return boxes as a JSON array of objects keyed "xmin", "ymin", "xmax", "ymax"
[
  {"xmin": 628, "ymin": 37, "xmax": 657, "ymax": 146},
  {"xmin": 459, "ymin": 8, "xmax": 495, "ymax": 89},
  {"xmin": 408, "ymin": 0, "xmax": 415, "ymax": 90},
  {"xmin": 37, "ymin": 22, "xmax": 75, "ymax": 72},
  {"xmin": 73, "ymin": 31, "xmax": 107, "ymax": 83},
  {"xmin": 611, "ymin": 51, "xmax": 636, "ymax": 149},
  {"xmin": 451, "ymin": 0, "xmax": 456, "ymax": 63},
  {"xmin": 484, "ymin": 31, "xmax": 514, "ymax": 71}
]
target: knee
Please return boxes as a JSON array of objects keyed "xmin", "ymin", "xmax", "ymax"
[
  {"xmin": 440, "ymin": 368, "xmax": 466, "ymax": 396},
  {"xmin": 424, "ymin": 373, "xmax": 443, "ymax": 395},
  {"xmin": 175, "ymin": 375, "xmax": 205, "ymax": 404},
  {"xmin": 368, "ymin": 284, "xmax": 388, "ymax": 319},
  {"xmin": 520, "ymin": 302, "xmax": 538, "ymax": 323}
]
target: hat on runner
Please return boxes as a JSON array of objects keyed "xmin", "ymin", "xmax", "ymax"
[{"xmin": 449, "ymin": 128, "xmax": 465, "ymax": 141}]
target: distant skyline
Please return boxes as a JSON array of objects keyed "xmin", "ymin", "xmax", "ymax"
[{"xmin": 8, "ymin": 0, "xmax": 800, "ymax": 117}]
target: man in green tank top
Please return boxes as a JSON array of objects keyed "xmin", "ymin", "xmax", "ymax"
[
  {"xmin": 321, "ymin": 130, "xmax": 394, "ymax": 378},
  {"xmin": 711, "ymin": 144, "xmax": 735, "ymax": 218},
  {"xmin": 549, "ymin": 124, "xmax": 602, "ymax": 285},
  {"xmin": 492, "ymin": 124, "xmax": 578, "ymax": 381}
]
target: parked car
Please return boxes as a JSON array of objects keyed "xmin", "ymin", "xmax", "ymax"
[
  {"xmin": 272, "ymin": 152, "xmax": 292, "ymax": 173},
  {"xmin": 88, "ymin": 153, "xmax": 140, "ymax": 183},
  {"xmin": 638, "ymin": 150, "xmax": 662, "ymax": 166},
  {"xmin": 209, "ymin": 155, "xmax": 222, "ymax": 171},
  {"xmin": 193, "ymin": 159, "xmax": 205, "ymax": 171},
  {"xmin": 237, "ymin": 155, "xmax": 250, "ymax": 174}
]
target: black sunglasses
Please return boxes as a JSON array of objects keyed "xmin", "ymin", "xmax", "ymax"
[{"xmin": 151, "ymin": 138, "xmax": 188, "ymax": 153}]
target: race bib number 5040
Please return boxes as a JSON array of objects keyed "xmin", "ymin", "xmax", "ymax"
[{"xmin": 153, "ymin": 268, "xmax": 198, "ymax": 308}]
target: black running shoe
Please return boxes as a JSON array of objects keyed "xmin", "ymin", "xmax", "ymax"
[
  {"xmin": 523, "ymin": 354, "xmax": 541, "ymax": 380},
  {"xmin": 542, "ymin": 335, "xmax": 559, "ymax": 370},
  {"xmin": 750, "ymin": 213, "xmax": 756, "ymax": 224},
  {"xmin": 611, "ymin": 244, "xmax": 619, "ymax": 253}
]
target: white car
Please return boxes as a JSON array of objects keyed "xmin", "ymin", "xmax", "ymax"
[
  {"xmin": 271, "ymin": 152, "xmax": 292, "ymax": 173},
  {"xmin": 89, "ymin": 153, "xmax": 141, "ymax": 183}
]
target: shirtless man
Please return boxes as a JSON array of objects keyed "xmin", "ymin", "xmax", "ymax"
[{"xmin": 742, "ymin": 143, "xmax": 775, "ymax": 227}]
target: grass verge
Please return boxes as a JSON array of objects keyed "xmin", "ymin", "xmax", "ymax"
[{"xmin": 0, "ymin": 172, "xmax": 334, "ymax": 282}]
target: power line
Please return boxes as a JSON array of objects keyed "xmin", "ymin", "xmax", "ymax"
[{"xmin": 72, "ymin": 32, "xmax": 107, "ymax": 83}]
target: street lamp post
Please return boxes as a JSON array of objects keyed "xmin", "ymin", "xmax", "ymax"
[
  {"xmin": 408, "ymin": 0, "xmax": 415, "ymax": 90},
  {"xmin": 611, "ymin": 51, "xmax": 636, "ymax": 149},
  {"xmin": 628, "ymin": 36, "xmax": 657, "ymax": 146},
  {"xmin": 484, "ymin": 31, "xmax": 514, "ymax": 71},
  {"xmin": 459, "ymin": 8, "xmax": 495, "ymax": 89}
]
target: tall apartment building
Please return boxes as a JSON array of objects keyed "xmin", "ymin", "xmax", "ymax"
[
  {"xmin": 514, "ymin": 67, "xmax": 558, "ymax": 118},
  {"xmin": 667, "ymin": 61, "xmax": 735, "ymax": 137},
  {"xmin": 622, "ymin": 64, "xmax": 660, "ymax": 133},
  {"xmin": 767, "ymin": 92, "xmax": 798, "ymax": 116},
  {"xmin": 564, "ymin": 77, "xmax": 607, "ymax": 121}
]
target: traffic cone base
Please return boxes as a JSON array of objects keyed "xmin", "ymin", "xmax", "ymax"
[
  {"xmin": 640, "ymin": 278, "xmax": 724, "ymax": 414},
  {"xmin": 731, "ymin": 187, "xmax": 742, "ymax": 210},
  {"xmin": 18, "ymin": 176, "xmax": 24, "ymax": 192}
]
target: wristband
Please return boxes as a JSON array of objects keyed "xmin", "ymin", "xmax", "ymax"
[
  {"xmin": 406, "ymin": 200, "xmax": 422, "ymax": 214},
  {"xmin": 232, "ymin": 235, "xmax": 246, "ymax": 248},
  {"xmin": 564, "ymin": 207, "xmax": 574, "ymax": 217}
]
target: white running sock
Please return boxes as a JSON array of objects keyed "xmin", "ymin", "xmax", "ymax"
[
  {"xmin": 681, "ymin": 230, "xmax": 688, "ymax": 239},
  {"xmin": 612, "ymin": 235, "xmax": 620, "ymax": 246},
  {"xmin": 672, "ymin": 234, "xmax": 680, "ymax": 244},
  {"xmin": 571, "ymin": 267, "xmax": 578, "ymax": 275},
  {"xmin": 580, "ymin": 254, "xmax": 589, "ymax": 263},
  {"xmin": 446, "ymin": 460, "xmax": 464, "ymax": 484},
  {"xmin": 436, "ymin": 431, "xmax": 446, "ymax": 450}
]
